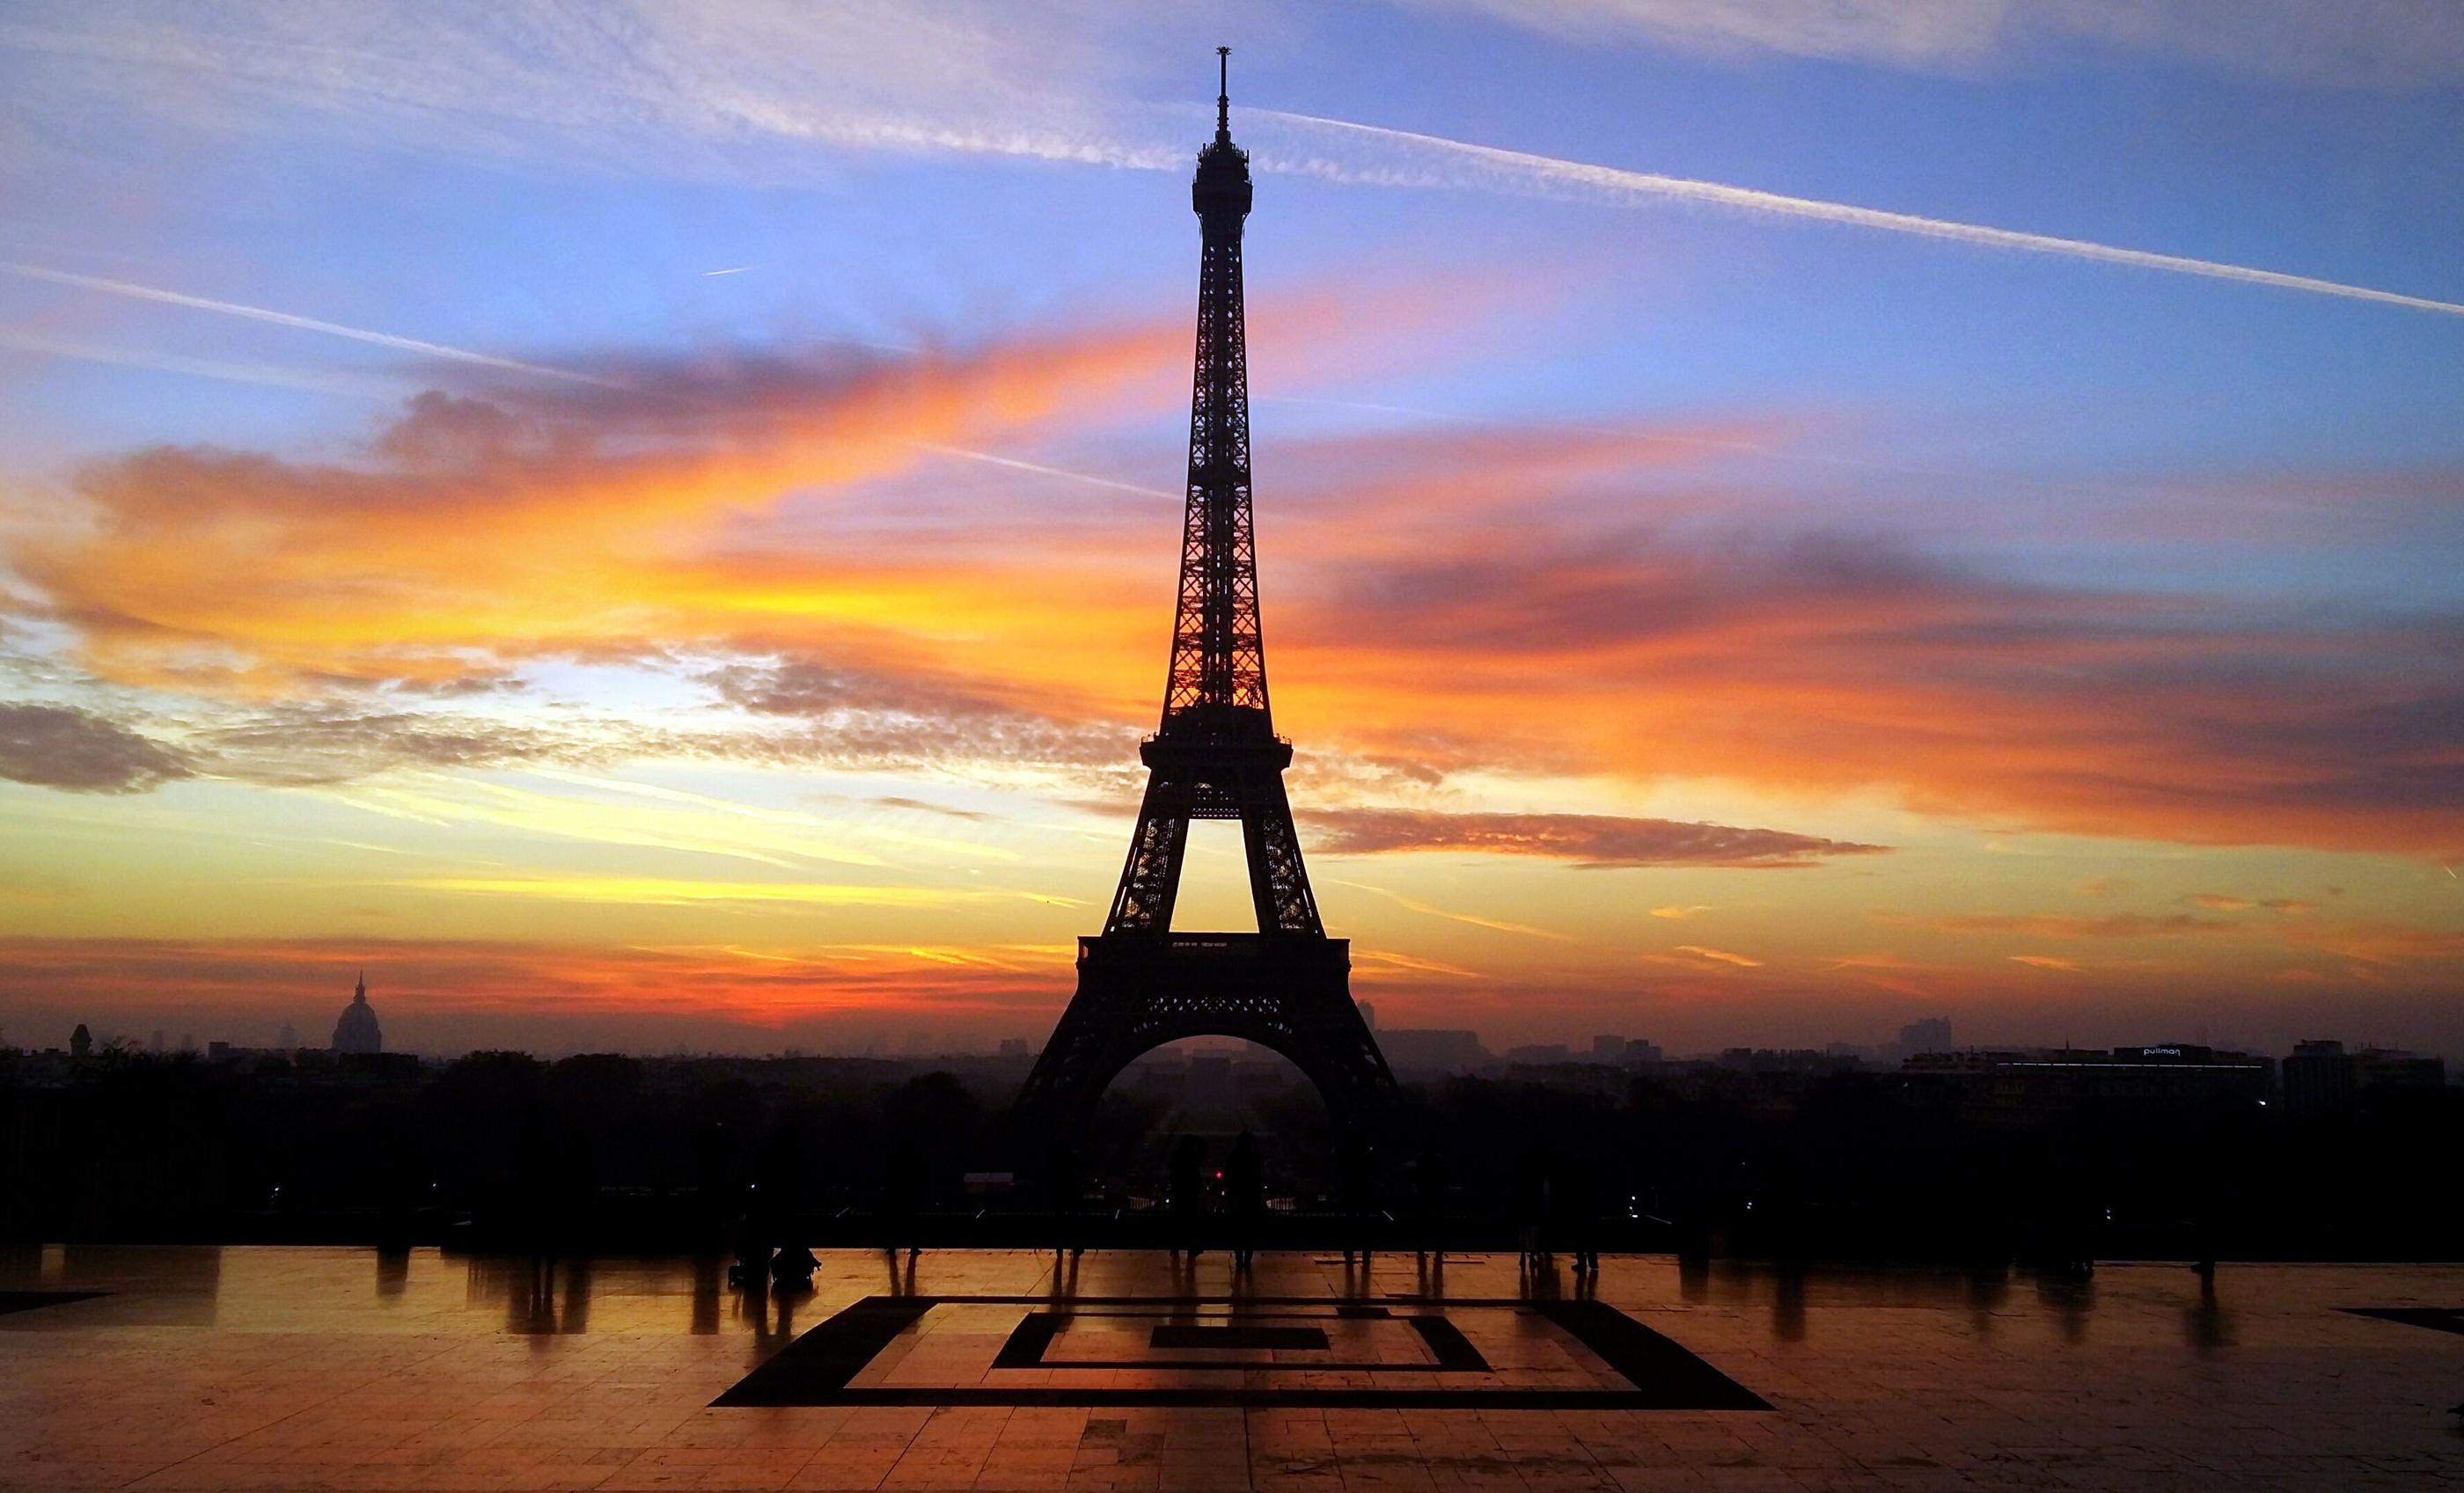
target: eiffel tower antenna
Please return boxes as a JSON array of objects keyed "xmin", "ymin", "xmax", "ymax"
[{"xmin": 1015, "ymin": 49, "xmax": 1396, "ymax": 1159}]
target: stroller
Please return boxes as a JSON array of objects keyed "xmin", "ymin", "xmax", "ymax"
[{"xmin": 770, "ymin": 1244, "xmax": 819, "ymax": 1290}]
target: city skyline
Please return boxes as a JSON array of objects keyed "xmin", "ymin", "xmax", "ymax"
[{"xmin": 4, "ymin": 4, "xmax": 2461, "ymax": 1058}]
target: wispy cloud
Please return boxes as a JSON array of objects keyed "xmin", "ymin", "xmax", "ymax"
[
  {"xmin": 1404, "ymin": 0, "xmax": 2464, "ymax": 85},
  {"xmin": 0, "ymin": 702, "xmax": 193, "ymax": 793},
  {"xmin": 908, "ymin": 441, "xmax": 1180, "ymax": 501},
  {"xmin": 1353, "ymin": 948, "xmax": 1485, "ymax": 979},
  {"xmin": 1885, "ymin": 911, "xmax": 2234, "ymax": 940},
  {"xmin": 2187, "ymin": 892, "xmax": 2316, "ymax": 914},
  {"xmin": 0, "ymin": 327, "xmax": 391, "ymax": 396},
  {"xmin": 0, "ymin": 260, "xmax": 612, "ymax": 382},
  {"xmin": 1261, "ymin": 113, "xmax": 2464, "ymax": 320},
  {"xmin": 1670, "ymin": 943, "xmax": 1761, "ymax": 967},
  {"xmin": 15, "ymin": 326, "xmax": 1188, "ymax": 696},
  {"xmin": 1330, "ymin": 878, "xmax": 1573, "ymax": 940},
  {"xmin": 1306, "ymin": 807, "xmax": 1886, "ymax": 867},
  {"xmin": 396, "ymin": 876, "xmax": 982, "ymax": 908}
]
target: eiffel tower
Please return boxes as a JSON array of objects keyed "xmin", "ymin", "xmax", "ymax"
[{"xmin": 1015, "ymin": 50, "xmax": 1397, "ymax": 1153}]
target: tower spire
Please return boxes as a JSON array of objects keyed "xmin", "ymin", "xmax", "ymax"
[{"xmin": 1216, "ymin": 46, "xmax": 1230, "ymax": 142}]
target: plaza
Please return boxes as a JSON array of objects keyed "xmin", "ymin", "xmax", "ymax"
[{"xmin": 3, "ymin": 1248, "xmax": 2460, "ymax": 1489}]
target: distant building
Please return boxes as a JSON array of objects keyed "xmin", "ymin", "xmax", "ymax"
[
  {"xmin": 1356, "ymin": 1001, "xmax": 1375, "ymax": 1031},
  {"xmin": 1721, "ymin": 1047, "xmax": 1860, "ymax": 1075},
  {"xmin": 1590, "ymin": 1035, "xmax": 1627, "ymax": 1061},
  {"xmin": 1899, "ymin": 1016, "xmax": 1953, "ymax": 1056},
  {"xmin": 1903, "ymin": 1043, "xmax": 2273, "ymax": 1123},
  {"xmin": 1378, "ymin": 1028, "xmax": 1490, "ymax": 1073},
  {"xmin": 997, "ymin": 1037, "xmax": 1030, "ymax": 1059},
  {"xmin": 276, "ymin": 1021, "xmax": 299, "ymax": 1050},
  {"xmin": 332, "ymin": 972, "xmax": 384, "ymax": 1056},
  {"xmin": 69, "ymin": 1023, "xmax": 91, "ymax": 1059},
  {"xmin": 2283, "ymin": 1040, "xmax": 2446, "ymax": 1115}
]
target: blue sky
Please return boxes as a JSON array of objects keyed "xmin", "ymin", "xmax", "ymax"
[{"xmin": 1, "ymin": 2, "xmax": 2459, "ymax": 1056}]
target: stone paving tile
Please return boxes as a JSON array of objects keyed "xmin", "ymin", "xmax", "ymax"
[{"xmin": 4, "ymin": 1248, "xmax": 2464, "ymax": 1489}]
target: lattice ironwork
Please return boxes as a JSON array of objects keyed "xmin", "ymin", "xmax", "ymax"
[
  {"xmin": 1101, "ymin": 49, "xmax": 1319, "ymax": 940},
  {"xmin": 1016, "ymin": 53, "xmax": 1394, "ymax": 1154},
  {"xmin": 1016, "ymin": 936, "xmax": 1393, "ymax": 1145}
]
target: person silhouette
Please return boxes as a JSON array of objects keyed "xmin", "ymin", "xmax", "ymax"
[
  {"xmin": 1225, "ymin": 1131, "xmax": 1264, "ymax": 1270},
  {"xmin": 728, "ymin": 1215, "xmax": 770, "ymax": 1292},
  {"xmin": 1516, "ymin": 1163, "xmax": 1551, "ymax": 1275},
  {"xmin": 880, "ymin": 1158, "xmax": 923, "ymax": 1265},
  {"xmin": 1338, "ymin": 1142, "xmax": 1378, "ymax": 1270},
  {"xmin": 1043, "ymin": 1143, "xmax": 1086, "ymax": 1262},
  {"xmin": 1558, "ymin": 1153, "xmax": 1601, "ymax": 1277},
  {"xmin": 1168, "ymin": 1135, "xmax": 1207, "ymax": 1262},
  {"xmin": 1411, "ymin": 1148, "xmax": 1451, "ymax": 1268},
  {"xmin": 770, "ymin": 1242, "xmax": 818, "ymax": 1290}
]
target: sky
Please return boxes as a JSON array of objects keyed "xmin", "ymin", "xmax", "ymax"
[{"xmin": 1, "ymin": 1, "xmax": 2460, "ymax": 1060}]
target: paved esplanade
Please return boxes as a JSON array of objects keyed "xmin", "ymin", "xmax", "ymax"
[{"xmin": 4, "ymin": 1248, "xmax": 2460, "ymax": 1489}]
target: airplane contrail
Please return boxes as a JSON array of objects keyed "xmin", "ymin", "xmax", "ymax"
[
  {"xmin": 0, "ymin": 327, "xmax": 390, "ymax": 397},
  {"xmin": 0, "ymin": 260, "xmax": 615, "ymax": 383},
  {"xmin": 909, "ymin": 441, "xmax": 1181, "ymax": 501},
  {"xmin": 1263, "ymin": 112, "xmax": 2464, "ymax": 320}
]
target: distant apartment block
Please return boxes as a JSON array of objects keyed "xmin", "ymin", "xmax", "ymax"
[{"xmin": 2282, "ymin": 1039, "xmax": 2447, "ymax": 1115}]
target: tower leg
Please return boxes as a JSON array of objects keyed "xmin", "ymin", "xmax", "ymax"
[
  {"xmin": 1238, "ymin": 772, "xmax": 1321, "ymax": 936},
  {"xmin": 1105, "ymin": 772, "xmax": 1195, "ymax": 934}
]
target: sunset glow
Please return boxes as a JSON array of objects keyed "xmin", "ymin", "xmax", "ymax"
[{"xmin": 3, "ymin": 3, "xmax": 2459, "ymax": 1058}]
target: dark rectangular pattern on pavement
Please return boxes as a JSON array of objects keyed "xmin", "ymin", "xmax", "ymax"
[
  {"xmin": 1404, "ymin": 1313, "xmax": 1490, "ymax": 1371},
  {"xmin": 715, "ymin": 1295, "xmax": 1766, "ymax": 1410},
  {"xmin": 1531, "ymin": 1299, "xmax": 1771, "ymax": 1409},
  {"xmin": 1150, "ymin": 1324, "xmax": 1329, "ymax": 1350},
  {"xmin": 710, "ymin": 1296, "xmax": 931, "ymax": 1407},
  {"xmin": 2343, "ymin": 1306, "xmax": 2464, "ymax": 1336},
  {"xmin": 992, "ymin": 1309, "xmax": 1063, "ymax": 1368},
  {"xmin": 0, "ymin": 1292, "xmax": 105, "ymax": 1317}
]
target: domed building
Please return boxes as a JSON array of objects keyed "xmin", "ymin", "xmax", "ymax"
[{"xmin": 331, "ymin": 972, "xmax": 383, "ymax": 1055}]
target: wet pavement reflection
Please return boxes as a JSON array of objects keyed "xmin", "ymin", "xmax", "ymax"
[{"xmin": 0, "ymin": 1246, "xmax": 2457, "ymax": 1489}]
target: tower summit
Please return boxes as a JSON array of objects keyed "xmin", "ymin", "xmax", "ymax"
[{"xmin": 1016, "ymin": 52, "xmax": 1396, "ymax": 1157}]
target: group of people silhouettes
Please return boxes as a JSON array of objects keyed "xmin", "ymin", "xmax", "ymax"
[
  {"xmin": 728, "ymin": 1219, "xmax": 818, "ymax": 1292},
  {"xmin": 726, "ymin": 1130, "xmax": 1617, "ymax": 1282},
  {"xmin": 1165, "ymin": 1131, "xmax": 1270, "ymax": 1267},
  {"xmin": 1516, "ymin": 1159, "xmax": 1604, "ymax": 1276},
  {"xmin": 1155, "ymin": 1131, "xmax": 1609, "ymax": 1277}
]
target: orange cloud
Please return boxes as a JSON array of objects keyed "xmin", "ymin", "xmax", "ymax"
[
  {"xmin": 1267, "ymin": 522, "xmax": 2464, "ymax": 860},
  {"xmin": 8, "ymin": 310, "xmax": 2461, "ymax": 878},
  {"xmin": 1305, "ymin": 808, "xmax": 1883, "ymax": 867},
  {"xmin": 17, "ymin": 327, "xmax": 1189, "ymax": 700},
  {"xmin": 1669, "ymin": 944, "xmax": 1761, "ymax": 968},
  {"xmin": 1883, "ymin": 912, "xmax": 2238, "ymax": 940},
  {"xmin": 2187, "ymin": 892, "xmax": 2317, "ymax": 913}
]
